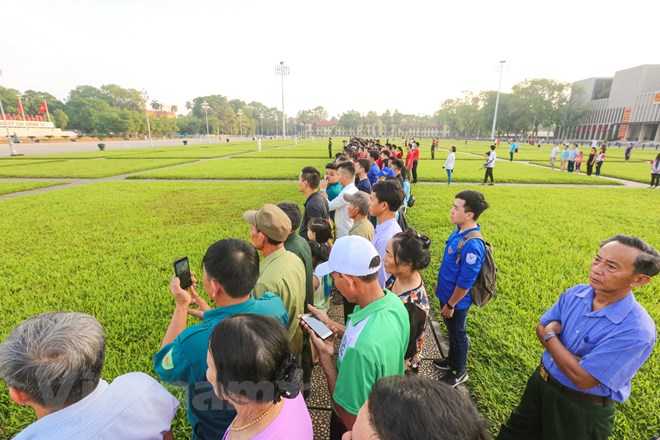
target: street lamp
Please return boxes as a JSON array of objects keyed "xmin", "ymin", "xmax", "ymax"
[
  {"xmin": 274, "ymin": 61, "xmax": 289, "ymax": 138},
  {"xmin": 237, "ymin": 109, "xmax": 243, "ymax": 138},
  {"xmin": 141, "ymin": 89, "xmax": 153, "ymax": 147},
  {"xmin": 490, "ymin": 60, "xmax": 506, "ymax": 141},
  {"xmin": 259, "ymin": 113, "xmax": 264, "ymax": 138},
  {"xmin": 201, "ymin": 101, "xmax": 210, "ymax": 143}
]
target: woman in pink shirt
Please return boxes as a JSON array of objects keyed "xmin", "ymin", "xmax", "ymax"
[{"xmin": 207, "ymin": 314, "xmax": 313, "ymax": 440}]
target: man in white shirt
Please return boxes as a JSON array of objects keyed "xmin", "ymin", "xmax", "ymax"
[
  {"xmin": 369, "ymin": 179, "xmax": 405, "ymax": 287},
  {"xmin": 320, "ymin": 161, "xmax": 358, "ymax": 238},
  {"xmin": 482, "ymin": 144, "xmax": 497, "ymax": 186},
  {"xmin": 444, "ymin": 146, "xmax": 456, "ymax": 185},
  {"xmin": 550, "ymin": 143, "xmax": 560, "ymax": 169},
  {"xmin": 0, "ymin": 312, "xmax": 178, "ymax": 440}
]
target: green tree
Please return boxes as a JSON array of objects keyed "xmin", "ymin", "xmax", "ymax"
[
  {"xmin": 0, "ymin": 86, "xmax": 21, "ymax": 114},
  {"xmin": 20, "ymin": 90, "xmax": 64, "ymax": 115},
  {"xmin": 339, "ymin": 110, "xmax": 363, "ymax": 134},
  {"xmin": 51, "ymin": 108, "xmax": 69, "ymax": 129}
]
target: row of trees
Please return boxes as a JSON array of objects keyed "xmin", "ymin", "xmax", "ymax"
[
  {"xmin": 0, "ymin": 78, "xmax": 591, "ymax": 139},
  {"xmin": 437, "ymin": 79, "xmax": 591, "ymax": 139}
]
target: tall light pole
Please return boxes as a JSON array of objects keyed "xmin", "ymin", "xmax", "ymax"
[
  {"xmin": 237, "ymin": 109, "xmax": 243, "ymax": 138},
  {"xmin": 141, "ymin": 89, "xmax": 153, "ymax": 147},
  {"xmin": 274, "ymin": 61, "xmax": 289, "ymax": 138},
  {"xmin": 201, "ymin": 101, "xmax": 210, "ymax": 143},
  {"xmin": 259, "ymin": 113, "xmax": 264, "ymax": 137},
  {"xmin": 490, "ymin": 60, "xmax": 506, "ymax": 140}
]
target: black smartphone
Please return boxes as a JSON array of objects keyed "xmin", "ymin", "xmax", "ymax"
[
  {"xmin": 173, "ymin": 256, "xmax": 192, "ymax": 289},
  {"xmin": 301, "ymin": 313, "xmax": 333, "ymax": 340}
]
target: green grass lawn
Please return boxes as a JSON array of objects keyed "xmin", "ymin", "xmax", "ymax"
[
  {"xmin": 530, "ymin": 160, "xmax": 654, "ymax": 184},
  {"xmin": 0, "ymin": 181, "xmax": 67, "ymax": 195},
  {"xmin": 0, "ymin": 182, "xmax": 657, "ymax": 438},
  {"xmin": 0, "ymin": 158, "xmax": 198, "ymax": 178},
  {"xmin": 0, "ymin": 159, "xmax": 64, "ymax": 168},
  {"xmin": 130, "ymin": 158, "xmax": 330, "ymax": 180}
]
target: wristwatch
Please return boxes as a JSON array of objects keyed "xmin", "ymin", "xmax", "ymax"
[
  {"xmin": 446, "ymin": 303, "xmax": 455, "ymax": 310},
  {"xmin": 320, "ymin": 189, "xmax": 326, "ymax": 193},
  {"xmin": 543, "ymin": 332, "xmax": 557, "ymax": 342}
]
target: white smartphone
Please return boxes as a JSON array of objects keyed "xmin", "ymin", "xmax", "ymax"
[{"xmin": 301, "ymin": 313, "xmax": 333, "ymax": 340}]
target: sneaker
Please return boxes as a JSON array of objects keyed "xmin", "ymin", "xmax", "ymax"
[
  {"xmin": 487, "ymin": 182, "xmax": 494, "ymax": 186},
  {"xmin": 440, "ymin": 370, "xmax": 469, "ymax": 387},
  {"xmin": 432, "ymin": 357, "xmax": 451, "ymax": 371}
]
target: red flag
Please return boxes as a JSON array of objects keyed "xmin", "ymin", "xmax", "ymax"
[
  {"xmin": 17, "ymin": 98, "xmax": 25, "ymax": 119},
  {"xmin": 38, "ymin": 101, "xmax": 47, "ymax": 115}
]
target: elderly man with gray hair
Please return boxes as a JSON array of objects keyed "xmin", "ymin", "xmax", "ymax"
[
  {"xmin": 345, "ymin": 190, "xmax": 374, "ymax": 241},
  {"xmin": 0, "ymin": 312, "xmax": 178, "ymax": 440}
]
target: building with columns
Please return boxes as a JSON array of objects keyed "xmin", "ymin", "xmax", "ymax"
[{"xmin": 569, "ymin": 65, "xmax": 660, "ymax": 144}]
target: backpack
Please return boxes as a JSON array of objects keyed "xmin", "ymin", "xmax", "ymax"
[
  {"xmin": 407, "ymin": 194, "xmax": 416, "ymax": 208},
  {"xmin": 455, "ymin": 230, "xmax": 497, "ymax": 306}
]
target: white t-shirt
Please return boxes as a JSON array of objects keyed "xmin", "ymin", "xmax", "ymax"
[
  {"xmin": 15, "ymin": 372, "xmax": 178, "ymax": 440},
  {"xmin": 551, "ymin": 146, "xmax": 560, "ymax": 158},
  {"xmin": 485, "ymin": 151, "xmax": 497, "ymax": 168},
  {"xmin": 444, "ymin": 152, "xmax": 455, "ymax": 170}
]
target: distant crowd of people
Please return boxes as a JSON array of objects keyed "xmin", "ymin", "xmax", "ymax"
[{"xmin": 0, "ymin": 139, "xmax": 659, "ymax": 440}]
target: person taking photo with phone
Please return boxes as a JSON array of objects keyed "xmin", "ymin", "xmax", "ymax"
[{"xmin": 154, "ymin": 238, "xmax": 289, "ymax": 440}]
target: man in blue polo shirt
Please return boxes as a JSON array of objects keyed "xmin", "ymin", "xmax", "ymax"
[
  {"xmin": 367, "ymin": 150, "xmax": 381, "ymax": 185},
  {"xmin": 499, "ymin": 235, "xmax": 659, "ymax": 440},
  {"xmin": 433, "ymin": 190, "xmax": 489, "ymax": 387},
  {"xmin": 154, "ymin": 238, "xmax": 288, "ymax": 440}
]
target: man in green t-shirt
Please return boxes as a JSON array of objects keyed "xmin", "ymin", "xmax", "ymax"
[{"xmin": 301, "ymin": 235, "xmax": 409, "ymax": 440}]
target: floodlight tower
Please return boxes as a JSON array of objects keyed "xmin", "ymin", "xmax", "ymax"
[
  {"xmin": 237, "ymin": 109, "xmax": 243, "ymax": 138},
  {"xmin": 490, "ymin": 60, "xmax": 506, "ymax": 140},
  {"xmin": 274, "ymin": 61, "xmax": 289, "ymax": 138},
  {"xmin": 141, "ymin": 89, "xmax": 154, "ymax": 147},
  {"xmin": 201, "ymin": 101, "xmax": 210, "ymax": 143}
]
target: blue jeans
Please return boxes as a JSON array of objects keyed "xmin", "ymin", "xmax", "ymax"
[
  {"xmin": 442, "ymin": 306, "xmax": 469, "ymax": 373},
  {"xmin": 446, "ymin": 168, "xmax": 453, "ymax": 184}
]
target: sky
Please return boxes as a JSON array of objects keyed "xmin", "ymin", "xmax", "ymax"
[{"xmin": 2, "ymin": 0, "xmax": 658, "ymax": 119}]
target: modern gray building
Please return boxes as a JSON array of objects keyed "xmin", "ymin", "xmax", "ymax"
[{"xmin": 569, "ymin": 65, "xmax": 660, "ymax": 144}]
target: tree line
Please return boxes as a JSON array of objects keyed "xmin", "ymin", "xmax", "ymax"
[{"xmin": 0, "ymin": 78, "xmax": 591, "ymax": 139}]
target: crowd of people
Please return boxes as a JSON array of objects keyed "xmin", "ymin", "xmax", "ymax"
[
  {"xmin": 550, "ymin": 142, "xmax": 607, "ymax": 176},
  {"xmin": 0, "ymin": 138, "xmax": 659, "ymax": 440}
]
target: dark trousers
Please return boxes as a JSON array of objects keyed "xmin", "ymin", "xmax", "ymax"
[
  {"xmin": 330, "ymin": 410, "xmax": 348, "ymax": 440},
  {"xmin": 509, "ymin": 152, "xmax": 514, "ymax": 161},
  {"xmin": 587, "ymin": 164, "xmax": 594, "ymax": 176},
  {"xmin": 412, "ymin": 160, "xmax": 418, "ymax": 182},
  {"xmin": 328, "ymin": 148, "xmax": 332, "ymax": 159},
  {"xmin": 651, "ymin": 173, "xmax": 660, "ymax": 187},
  {"xmin": 442, "ymin": 306, "xmax": 469, "ymax": 373},
  {"xmin": 484, "ymin": 167, "xmax": 494, "ymax": 183},
  {"xmin": 595, "ymin": 162, "xmax": 603, "ymax": 176},
  {"xmin": 498, "ymin": 367, "xmax": 615, "ymax": 440},
  {"xmin": 568, "ymin": 160, "xmax": 575, "ymax": 172},
  {"xmin": 431, "ymin": 148, "xmax": 435, "ymax": 159}
]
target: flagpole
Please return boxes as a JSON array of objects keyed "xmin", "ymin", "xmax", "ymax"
[
  {"xmin": 0, "ymin": 99, "xmax": 19, "ymax": 156},
  {"xmin": 45, "ymin": 101, "xmax": 51, "ymax": 123}
]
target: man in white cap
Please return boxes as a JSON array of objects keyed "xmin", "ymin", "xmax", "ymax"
[
  {"xmin": 301, "ymin": 235, "xmax": 409, "ymax": 440},
  {"xmin": 244, "ymin": 203, "xmax": 306, "ymax": 356}
]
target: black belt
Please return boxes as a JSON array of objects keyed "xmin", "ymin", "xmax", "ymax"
[{"xmin": 539, "ymin": 365, "xmax": 613, "ymax": 406}]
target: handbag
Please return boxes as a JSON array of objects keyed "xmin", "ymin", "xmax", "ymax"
[{"xmin": 407, "ymin": 194, "xmax": 416, "ymax": 208}]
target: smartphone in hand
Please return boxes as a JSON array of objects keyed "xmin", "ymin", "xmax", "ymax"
[
  {"xmin": 173, "ymin": 256, "xmax": 192, "ymax": 290},
  {"xmin": 301, "ymin": 313, "xmax": 333, "ymax": 340}
]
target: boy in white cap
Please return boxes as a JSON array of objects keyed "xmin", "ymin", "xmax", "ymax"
[{"xmin": 301, "ymin": 235, "xmax": 409, "ymax": 440}]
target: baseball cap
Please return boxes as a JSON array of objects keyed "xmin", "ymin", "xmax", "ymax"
[
  {"xmin": 344, "ymin": 191, "xmax": 371, "ymax": 213},
  {"xmin": 243, "ymin": 204, "xmax": 292, "ymax": 242},
  {"xmin": 315, "ymin": 236, "xmax": 381, "ymax": 277},
  {"xmin": 376, "ymin": 167, "xmax": 395, "ymax": 178}
]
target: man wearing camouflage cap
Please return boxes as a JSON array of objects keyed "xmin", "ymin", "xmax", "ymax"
[{"xmin": 244, "ymin": 203, "xmax": 307, "ymax": 355}]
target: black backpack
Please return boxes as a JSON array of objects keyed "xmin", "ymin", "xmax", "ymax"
[{"xmin": 455, "ymin": 230, "xmax": 498, "ymax": 306}]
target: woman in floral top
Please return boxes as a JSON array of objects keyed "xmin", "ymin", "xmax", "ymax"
[{"xmin": 383, "ymin": 228, "xmax": 431, "ymax": 371}]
